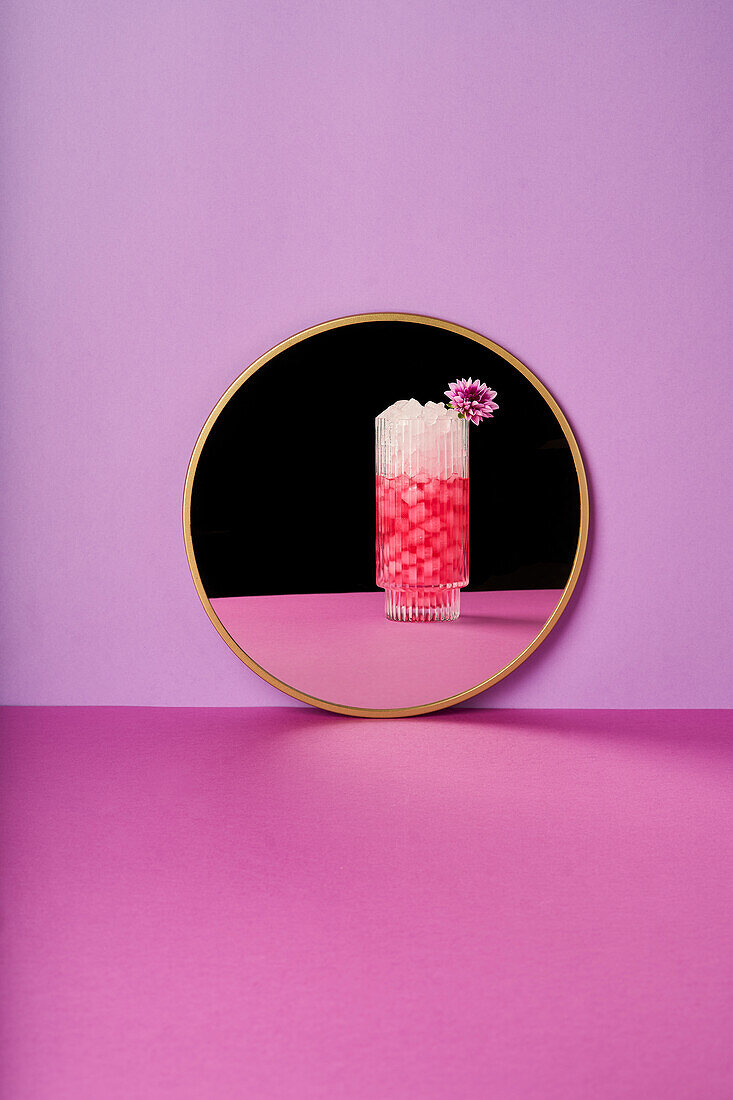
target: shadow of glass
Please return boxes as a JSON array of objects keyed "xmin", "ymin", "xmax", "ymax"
[{"xmin": 458, "ymin": 612, "xmax": 552, "ymax": 629}]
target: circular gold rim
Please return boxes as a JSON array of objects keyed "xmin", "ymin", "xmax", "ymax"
[{"xmin": 182, "ymin": 312, "xmax": 590, "ymax": 718}]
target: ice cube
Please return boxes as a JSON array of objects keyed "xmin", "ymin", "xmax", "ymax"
[
  {"xmin": 377, "ymin": 398, "xmax": 463, "ymax": 422},
  {"xmin": 376, "ymin": 399, "xmax": 409, "ymax": 422},
  {"xmin": 401, "ymin": 485, "xmax": 422, "ymax": 507},
  {"xmin": 424, "ymin": 401, "xmax": 445, "ymax": 418}
]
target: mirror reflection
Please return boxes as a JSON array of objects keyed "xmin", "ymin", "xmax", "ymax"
[{"xmin": 186, "ymin": 316, "xmax": 587, "ymax": 714}]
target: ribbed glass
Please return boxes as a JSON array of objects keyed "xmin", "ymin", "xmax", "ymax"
[{"xmin": 375, "ymin": 416, "xmax": 469, "ymax": 621}]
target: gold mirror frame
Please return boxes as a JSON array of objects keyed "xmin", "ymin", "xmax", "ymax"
[{"xmin": 183, "ymin": 313, "xmax": 590, "ymax": 718}]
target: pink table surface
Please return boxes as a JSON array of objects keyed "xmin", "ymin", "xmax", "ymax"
[
  {"xmin": 211, "ymin": 589, "xmax": 563, "ymax": 709},
  {"xmin": 1, "ymin": 707, "xmax": 731, "ymax": 1099}
]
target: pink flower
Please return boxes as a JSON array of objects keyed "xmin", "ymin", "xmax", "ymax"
[{"xmin": 444, "ymin": 378, "xmax": 499, "ymax": 425}]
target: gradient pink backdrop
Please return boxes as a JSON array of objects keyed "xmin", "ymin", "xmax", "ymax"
[
  {"xmin": 1, "ymin": 0, "xmax": 731, "ymax": 706},
  {"xmin": 2, "ymin": 707, "xmax": 731, "ymax": 1098}
]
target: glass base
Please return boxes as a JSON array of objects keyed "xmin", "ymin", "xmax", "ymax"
[{"xmin": 384, "ymin": 587, "xmax": 461, "ymax": 622}]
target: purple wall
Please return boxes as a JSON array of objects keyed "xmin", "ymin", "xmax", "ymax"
[{"xmin": 2, "ymin": 0, "xmax": 730, "ymax": 706}]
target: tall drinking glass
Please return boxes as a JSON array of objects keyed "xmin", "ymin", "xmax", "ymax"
[{"xmin": 376, "ymin": 414, "xmax": 469, "ymax": 621}]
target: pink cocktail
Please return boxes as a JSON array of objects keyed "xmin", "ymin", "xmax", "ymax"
[{"xmin": 376, "ymin": 403, "xmax": 469, "ymax": 621}]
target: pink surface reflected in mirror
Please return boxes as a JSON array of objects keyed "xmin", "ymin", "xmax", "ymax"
[{"xmin": 212, "ymin": 590, "xmax": 563, "ymax": 710}]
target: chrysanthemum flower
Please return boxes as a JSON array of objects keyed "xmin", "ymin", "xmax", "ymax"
[{"xmin": 444, "ymin": 378, "xmax": 499, "ymax": 425}]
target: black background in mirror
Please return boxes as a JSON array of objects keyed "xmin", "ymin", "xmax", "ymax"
[{"xmin": 191, "ymin": 321, "xmax": 580, "ymax": 597}]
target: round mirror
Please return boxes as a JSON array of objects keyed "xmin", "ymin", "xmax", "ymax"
[{"xmin": 184, "ymin": 314, "xmax": 589, "ymax": 716}]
